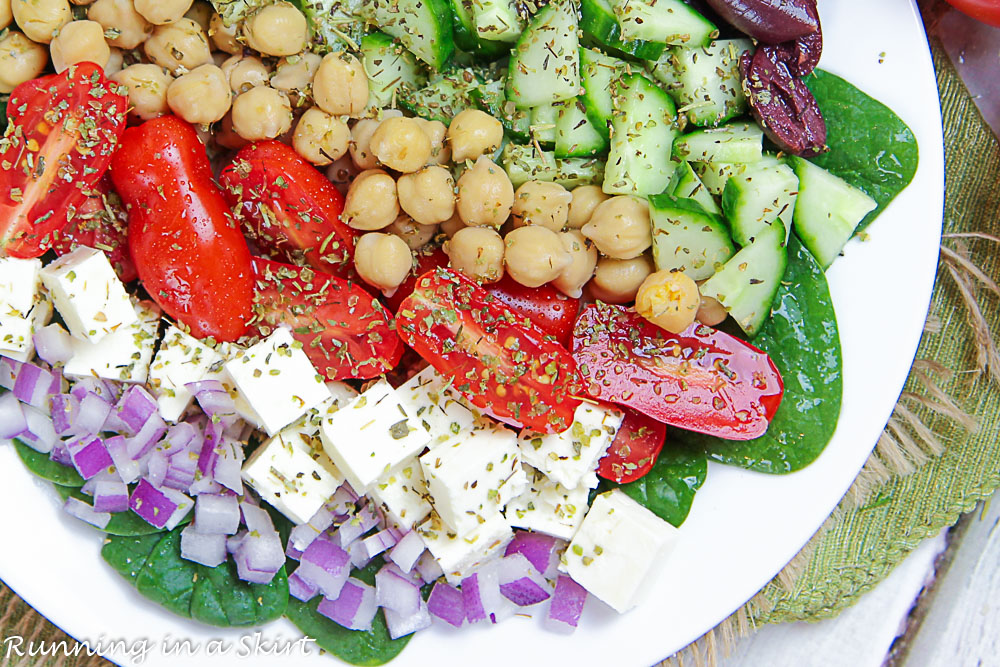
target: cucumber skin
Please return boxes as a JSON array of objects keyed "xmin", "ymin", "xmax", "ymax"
[
  {"xmin": 361, "ymin": 32, "xmax": 428, "ymax": 108},
  {"xmin": 721, "ymin": 162, "xmax": 799, "ymax": 247},
  {"xmin": 669, "ymin": 161, "xmax": 721, "ymax": 215},
  {"xmin": 648, "ymin": 194, "xmax": 735, "ymax": 281},
  {"xmin": 654, "ymin": 39, "xmax": 752, "ymax": 128},
  {"xmin": 612, "ymin": 0, "xmax": 718, "ymax": 47},
  {"xmin": 450, "ymin": 0, "xmax": 510, "ymax": 59},
  {"xmin": 555, "ymin": 98, "xmax": 608, "ymax": 158},
  {"xmin": 579, "ymin": 0, "xmax": 665, "ymax": 61},
  {"xmin": 367, "ymin": 0, "xmax": 456, "ymax": 70},
  {"xmin": 505, "ymin": 0, "xmax": 581, "ymax": 109},
  {"xmin": 579, "ymin": 47, "xmax": 624, "ymax": 142},
  {"xmin": 502, "ymin": 144, "xmax": 605, "ymax": 188},
  {"xmin": 672, "ymin": 123, "xmax": 764, "ymax": 164}
]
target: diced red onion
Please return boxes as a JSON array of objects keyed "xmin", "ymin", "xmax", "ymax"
[
  {"xmin": 130, "ymin": 479, "xmax": 180, "ymax": 529},
  {"xmin": 80, "ymin": 467, "xmax": 119, "ymax": 496},
  {"xmin": 14, "ymin": 363, "xmax": 55, "ymax": 410},
  {"xmin": 0, "ymin": 357, "xmax": 21, "ymax": 390},
  {"xmin": 289, "ymin": 504, "xmax": 337, "ymax": 552},
  {"xmin": 49, "ymin": 440, "xmax": 72, "ymax": 467},
  {"xmin": 125, "ymin": 411, "xmax": 167, "ymax": 460},
  {"xmin": 357, "ymin": 502, "xmax": 381, "ymax": 532},
  {"xmin": 427, "ymin": 581, "xmax": 465, "ymax": 628},
  {"xmin": 161, "ymin": 487, "xmax": 194, "ymax": 531},
  {"xmin": 114, "ymin": 385, "xmax": 158, "ymax": 435},
  {"xmin": 336, "ymin": 519, "xmax": 365, "ymax": 547},
  {"xmin": 0, "ymin": 391, "xmax": 27, "ymax": 439},
  {"xmin": 296, "ymin": 538, "xmax": 351, "ymax": 599},
  {"xmin": 76, "ymin": 392, "xmax": 112, "ymax": 436},
  {"xmin": 105, "ymin": 435, "xmax": 141, "ymax": 485},
  {"xmin": 158, "ymin": 421, "xmax": 197, "ymax": 457},
  {"xmin": 317, "ymin": 578, "xmax": 378, "ymax": 632},
  {"xmin": 362, "ymin": 529, "xmax": 398, "ymax": 559},
  {"xmin": 63, "ymin": 496, "xmax": 111, "ymax": 530},
  {"xmin": 544, "ymin": 575, "xmax": 588, "ymax": 633},
  {"xmin": 461, "ymin": 562, "xmax": 515, "ymax": 624},
  {"xmin": 234, "ymin": 551, "xmax": 280, "ymax": 584},
  {"xmin": 505, "ymin": 531, "xmax": 564, "ymax": 581},
  {"xmin": 194, "ymin": 493, "xmax": 240, "ymax": 535},
  {"xmin": 498, "ymin": 553, "xmax": 551, "ymax": 606},
  {"xmin": 49, "ymin": 393, "xmax": 79, "ymax": 435},
  {"xmin": 70, "ymin": 376, "xmax": 116, "ymax": 403},
  {"xmin": 388, "ymin": 531, "xmax": 425, "ymax": 574},
  {"xmin": 146, "ymin": 451, "xmax": 168, "ymax": 488},
  {"xmin": 33, "ymin": 323, "xmax": 75, "ymax": 365},
  {"xmin": 162, "ymin": 450, "xmax": 198, "ymax": 491},
  {"xmin": 286, "ymin": 542, "xmax": 303, "ymax": 561},
  {"xmin": 92, "ymin": 479, "xmax": 129, "ymax": 513},
  {"xmin": 227, "ymin": 530, "xmax": 247, "ymax": 554},
  {"xmin": 348, "ymin": 539, "xmax": 372, "ymax": 569},
  {"xmin": 188, "ymin": 475, "xmax": 222, "ymax": 496},
  {"xmin": 415, "ymin": 550, "xmax": 444, "ymax": 584},
  {"xmin": 212, "ymin": 438, "xmax": 244, "ymax": 494},
  {"xmin": 384, "ymin": 599, "xmax": 431, "ymax": 639},
  {"xmin": 67, "ymin": 435, "xmax": 112, "ymax": 480},
  {"xmin": 288, "ymin": 571, "xmax": 318, "ymax": 602},
  {"xmin": 20, "ymin": 405, "xmax": 56, "ymax": 454},
  {"xmin": 234, "ymin": 503, "xmax": 283, "ymax": 583},
  {"xmin": 375, "ymin": 563, "xmax": 421, "ymax": 615},
  {"xmin": 327, "ymin": 484, "xmax": 359, "ymax": 519},
  {"xmin": 180, "ymin": 524, "xmax": 227, "ymax": 567},
  {"xmin": 186, "ymin": 379, "xmax": 238, "ymax": 426}
]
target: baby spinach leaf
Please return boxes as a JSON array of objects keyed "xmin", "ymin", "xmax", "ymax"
[
  {"xmin": 13, "ymin": 440, "xmax": 85, "ymax": 487},
  {"xmin": 53, "ymin": 485, "xmax": 170, "ymax": 536},
  {"xmin": 805, "ymin": 69, "xmax": 919, "ymax": 231},
  {"xmin": 611, "ymin": 447, "xmax": 708, "ymax": 527},
  {"xmin": 677, "ymin": 237, "xmax": 842, "ymax": 473},
  {"xmin": 101, "ymin": 532, "xmax": 163, "ymax": 582}
]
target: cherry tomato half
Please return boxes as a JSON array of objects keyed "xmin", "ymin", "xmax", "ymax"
[
  {"xmin": 597, "ymin": 408, "xmax": 667, "ymax": 484},
  {"xmin": 483, "ymin": 274, "xmax": 580, "ymax": 347},
  {"xmin": 51, "ymin": 176, "xmax": 137, "ymax": 283},
  {"xmin": 382, "ymin": 245, "xmax": 450, "ymax": 314}
]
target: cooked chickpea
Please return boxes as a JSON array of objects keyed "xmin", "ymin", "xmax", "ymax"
[
  {"xmin": 166, "ymin": 63, "xmax": 230, "ymax": 125},
  {"xmin": 343, "ymin": 169, "xmax": 399, "ymax": 231},
  {"xmin": 581, "ymin": 195, "xmax": 652, "ymax": 260},
  {"xmin": 635, "ymin": 270, "xmax": 700, "ymax": 333},
  {"xmin": 456, "ymin": 157, "xmax": 514, "ymax": 229},
  {"xmin": 446, "ymin": 226, "xmax": 505, "ymax": 283},
  {"xmin": 231, "ymin": 85, "xmax": 292, "ymax": 141},
  {"xmin": 440, "ymin": 213, "xmax": 467, "ymax": 238},
  {"xmin": 11, "ymin": 0, "xmax": 70, "ymax": 43},
  {"xmin": 215, "ymin": 111, "xmax": 248, "ymax": 150},
  {"xmin": 396, "ymin": 166, "xmax": 455, "ymax": 226},
  {"xmin": 413, "ymin": 117, "xmax": 450, "ymax": 165},
  {"xmin": 368, "ymin": 117, "xmax": 432, "ymax": 173},
  {"xmin": 134, "ymin": 0, "xmax": 191, "ymax": 25},
  {"xmin": 312, "ymin": 51, "xmax": 367, "ymax": 117},
  {"xmin": 588, "ymin": 255, "xmax": 654, "ymax": 304},
  {"xmin": 104, "ymin": 47, "xmax": 123, "ymax": 75},
  {"xmin": 207, "ymin": 11, "xmax": 239, "ymax": 54},
  {"xmin": 144, "ymin": 18, "xmax": 212, "ymax": 74},
  {"xmin": 87, "ymin": 0, "xmax": 149, "ymax": 49},
  {"xmin": 49, "ymin": 20, "xmax": 110, "ymax": 72},
  {"xmin": 112, "ymin": 63, "xmax": 172, "ymax": 120},
  {"xmin": 271, "ymin": 52, "xmax": 321, "ymax": 98},
  {"xmin": 242, "ymin": 1, "xmax": 306, "ymax": 56},
  {"xmin": 503, "ymin": 226, "xmax": 571, "ymax": 288},
  {"xmin": 349, "ymin": 118, "xmax": 380, "ymax": 171},
  {"xmin": 70, "ymin": 0, "xmax": 94, "ymax": 5},
  {"xmin": 0, "ymin": 31, "xmax": 47, "ymax": 94},
  {"xmin": 354, "ymin": 233, "xmax": 413, "ymax": 292},
  {"xmin": 567, "ymin": 184, "xmax": 610, "ymax": 229},
  {"xmin": 512, "ymin": 181, "xmax": 572, "ymax": 231},
  {"xmin": 325, "ymin": 154, "xmax": 359, "ymax": 196},
  {"xmin": 388, "ymin": 215, "xmax": 438, "ymax": 250},
  {"xmin": 448, "ymin": 109, "xmax": 503, "ymax": 163},
  {"xmin": 292, "ymin": 107, "xmax": 350, "ymax": 165},
  {"xmin": 221, "ymin": 54, "xmax": 269, "ymax": 93},
  {"xmin": 552, "ymin": 231, "xmax": 598, "ymax": 298},
  {"xmin": 0, "ymin": 0, "xmax": 11, "ymax": 29},
  {"xmin": 696, "ymin": 294, "xmax": 728, "ymax": 327},
  {"xmin": 184, "ymin": 0, "xmax": 211, "ymax": 30}
]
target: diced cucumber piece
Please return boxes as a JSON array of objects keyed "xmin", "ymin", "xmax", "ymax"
[
  {"xmin": 673, "ymin": 122, "xmax": 763, "ymax": 163},
  {"xmin": 722, "ymin": 162, "xmax": 798, "ymax": 247},
  {"xmin": 472, "ymin": 0, "xmax": 523, "ymax": 42},
  {"xmin": 471, "ymin": 78, "xmax": 532, "ymax": 142},
  {"xmin": 604, "ymin": 73, "xmax": 679, "ymax": 197},
  {"xmin": 361, "ymin": 32, "xmax": 428, "ymax": 108},
  {"xmin": 612, "ymin": 0, "xmax": 717, "ymax": 46},
  {"xmin": 399, "ymin": 68, "xmax": 480, "ymax": 124},
  {"xmin": 555, "ymin": 98, "xmax": 608, "ymax": 158},
  {"xmin": 502, "ymin": 143, "xmax": 606, "ymax": 188},
  {"xmin": 530, "ymin": 103, "xmax": 559, "ymax": 148},
  {"xmin": 579, "ymin": 0, "xmax": 665, "ymax": 60},
  {"xmin": 303, "ymin": 0, "xmax": 366, "ymax": 54},
  {"xmin": 788, "ymin": 156, "xmax": 878, "ymax": 269},
  {"xmin": 506, "ymin": 0, "xmax": 581, "ymax": 109},
  {"xmin": 700, "ymin": 223, "xmax": 788, "ymax": 338},
  {"xmin": 364, "ymin": 0, "xmax": 455, "ymax": 70},
  {"xmin": 669, "ymin": 161, "xmax": 720, "ymax": 215},
  {"xmin": 579, "ymin": 47, "xmax": 625, "ymax": 141},
  {"xmin": 692, "ymin": 155, "xmax": 781, "ymax": 195},
  {"xmin": 652, "ymin": 39, "xmax": 752, "ymax": 128},
  {"xmin": 648, "ymin": 194, "xmax": 735, "ymax": 281},
  {"xmin": 450, "ymin": 0, "xmax": 510, "ymax": 58}
]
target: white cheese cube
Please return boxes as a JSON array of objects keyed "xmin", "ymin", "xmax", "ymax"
[
  {"xmin": 40, "ymin": 247, "xmax": 137, "ymax": 342},
  {"xmin": 505, "ymin": 464, "xmax": 590, "ymax": 540},
  {"xmin": 203, "ymin": 342, "xmax": 262, "ymax": 427},
  {"xmin": 0, "ymin": 257, "xmax": 42, "ymax": 316},
  {"xmin": 369, "ymin": 456, "xmax": 432, "ymax": 531},
  {"xmin": 0, "ymin": 258, "xmax": 46, "ymax": 362},
  {"xmin": 420, "ymin": 423, "xmax": 526, "ymax": 535},
  {"xmin": 326, "ymin": 381, "xmax": 359, "ymax": 406},
  {"xmin": 64, "ymin": 302, "xmax": 160, "ymax": 383},
  {"xmin": 396, "ymin": 366, "xmax": 476, "ymax": 446},
  {"xmin": 518, "ymin": 403, "xmax": 624, "ymax": 490},
  {"xmin": 148, "ymin": 325, "xmax": 224, "ymax": 422},
  {"xmin": 320, "ymin": 379, "xmax": 433, "ymax": 492},
  {"xmin": 560, "ymin": 489, "xmax": 679, "ymax": 613},
  {"xmin": 224, "ymin": 328, "xmax": 329, "ymax": 436},
  {"xmin": 416, "ymin": 511, "xmax": 513, "ymax": 585}
]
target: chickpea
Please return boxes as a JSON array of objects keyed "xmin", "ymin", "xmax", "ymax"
[
  {"xmin": 440, "ymin": 213, "xmax": 466, "ymax": 239},
  {"xmin": 581, "ymin": 195, "xmax": 652, "ymax": 260},
  {"xmin": 49, "ymin": 20, "xmax": 109, "ymax": 72},
  {"xmin": 413, "ymin": 117, "xmax": 450, "ymax": 165},
  {"xmin": 208, "ymin": 11, "xmax": 239, "ymax": 54},
  {"xmin": 396, "ymin": 166, "xmax": 455, "ymax": 226},
  {"xmin": 231, "ymin": 85, "xmax": 292, "ymax": 141},
  {"xmin": 215, "ymin": 111, "xmax": 248, "ymax": 151},
  {"xmin": 0, "ymin": 31, "xmax": 47, "ymax": 94},
  {"xmin": 503, "ymin": 226, "xmax": 571, "ymax": 288},
  {"xmin": 242, "ymin": 1, "xmax": 306, "ymax": 56},
  {"xmin": 448, "ymin": 109, "xmax": 503, "ymax": 163},
  {"xmin": 166, "ymin": 63, "xmax": 231, "ymax": 125},
  {"xmin": 635, "ymin": 270, "xmax": 700, "ymax": 333},
  {"xmin": 368, "ymin": 117, "xmax": 431, "ymax": 173},
  {"xmin": 343, "ymin": 169, "xmax": 399, "ymax": 231},
  {"xmin": 11, "ymin": 0, "xmax": 70, "ymax": 43},
  {"xmin": 144, "ymin": 18, "xmax": 212, "ymax": 74},
  {"xmin": 134, "ymin": 0, "xmax": 192, "ymax": 25},
  {"xmin": 354, "ymin": 233, "xmax": 413, "ymax": 292},
  {"xmin": 221, "ymin": 54, "xmax": 269, "ymax": 93},
  {"xmin": 70, "ymin": 0, "xmax": 94, "ymax": 5},
  {"xmin": 512, "ymin": 181, "xmax": 572, "ymax": 231},
  {"xmin": 271, "ymin": 51, "xmax": 321, "ymax": 98},
  {"xmin": 292, "ymin": 107, "xmax": 350, "ymax": 166},
  {"xmin": 388, "ymin": 215, "xmax": 438, "ymax": 251},
  {"xmin": 313, "ymin": 51, "xmax": 368, "ymax": 117},
  {"xmin": 349, "ymin": 118, "xmax": 380, "ymax": 171},
  {"xmin": 445, "ymin": 226, "xmax": 505, "ymax": 283},
  {"xmin": 588, "ymin": 255, "xmax": 654, "ymax": 304},
  {"xmin": 696, "ymin": 294, "xmax": 728, "ymax": 327},
  {"xmin": 552, "ymin": 231, "xmax": 598, "ymax": 298},
  {"xmin": 112, "ymin": 63, "xmax": 172, "ymax": 120},
  {"xmin": 104, "ymin": 46, "xmax": 123, "ymax": 75},
  {"xmin": 184, "ymin": 0, "xmax": 211, "ymax": 31},
  {"xmin": 567, "ymin": 185, "xmax": 609, "ymax": 229},
  {"xmin": 325, "ymin": 154, "xmax": 359, "ymax": 196},
  {"xmin": 456, "ymin": 157, "xmax": 514, "ymax": 229},
  {"xmin": 0, "ymin": 0, "xmax": 11, "ymax": 29},
  {"xmin": 87, "ymin": 0, "xmax": 150, "ymax": 49}
]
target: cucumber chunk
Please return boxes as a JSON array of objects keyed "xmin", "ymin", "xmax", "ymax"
[
  {"xmin": 669, "ymin": 161, "xmax": 721, "ymax": 215},
  {"xmin": 612, "ymin": 0, "xmax": 717, "ymax": 46},
  {"xmin": 361, "ymin": 32, "xmax": 428, "ymax": 108},
  {"xmin": 579, "ymin": 0, "xmax": 665, "ymax": 60},
  {"xmin": 700, "ymin": 223, "xmax": 788, "ymax": 338},
  {"xmin": 692, "ymin": 155, "xmax": 781, "ymax": 195},
  {"xmin": 363, "ymin": 0, "xmax": 455, "ymax": 70},
  {"xmin": 788, "ymin": 156, "xmax": 878, "ymax": 269},
  {"xmin": 555, "ymin": 98, "xmax": 608, "ymax": 158},
  {"xmin": 604, "ymin": 73, "xmax": 679, "ymax": 197},
  {"xmin": 399, "ymin": 68, "xmax": 480, "ymax": 124},
  {"xmin": 579, "ymin": 47, "xmax": 625, "ymax": 141},
  {"xmin": 502, "ymin": 143, "xmax": 606, "ymax": 188},
  {"xmin": 722, "ymin": 162, "xmax": 799, "ymax": 247},
  {"xmin": 472, "ymin": 0, "xmax": 523, "ymax": 42},
  {"xmin": 506, "ymin": 0, "xmax": 581, "ymax": 109},
  {"xmin": 450, "ymin": 0, "xmax": 510, "ymax": 58},
  {"xmin": 649, "ymin": 194, "xmax": 735, "ymax": 281},
  {"xmin": 471, "ymin": 78, "xmax": 532, "ymax": 142},
  {"xmin": 303, "ymin": 0, "xmax": 366, "ymax": 54},
  {"xmin": 673, "ymin": 122, "xmax": 764, "ymax": 163},
  {"xmin": 530, "ymin": 103, "xmax": 559, "ymax": 148},
  {"xmin": 652, "ymin": 39, "xmax": 752, "ymax": 128}
]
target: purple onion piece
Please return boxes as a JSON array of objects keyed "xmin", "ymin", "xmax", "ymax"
[
  {"xmin": 388, "ymin": 531, "xmax": 425, "ymax": 574},
  {"xmin": 33, "ymin": 324, "xmax": 74, "ymax": 366},
  {"xmin": 348, "ymin": 539, "xmax": 373, "ymax": 569},
  {"xmin": 180, "ymin": 524, "xmax": 227, "ymax": 567},
  {"xmin": 427, "ymin": 581, "xmax": 465, "ymax": 628},
  {"xmin": 77, "ymin": 392, "xmax": 112, "ymax": 436},
  {"xmin": 68, "ymin": 435, "xmax": 112, "ymax": 480},
  {"xmin": 234, "ymin": 502, "xmax": 283, "ymax": 581},
  {"xmin": 115, "ymin": 385, "xmax": 159, "ymax": 434},
  {"xmin": 383, "ymin": 599, "xmax": 431, "ymax": 640},
  {"xmin": 63, "ymin": 496, "xmax": 111, "ymax": 529},
  {"xmin": 288, "ymin": 571, "xmax": 318, "ymax": 602},
  {"xmin": 93, "ymin": 479, "xmax": 129, "ymax": 513},
  {"xmin": 21, "ymin": 405, "xmax": 56, "ymax": 454},
  {"xmin": 415, "ymin": 550, "xmax": 444, "ymax": 584},
  {"xmin": 362, "ymin": 529, "xmax": 398, "ymax": 560},
  {"xmin": 498, "ymin": 553, "xmax": 551, "ymax": 606},
  {"xmin": 146, "ymin": 451, "xmax": 169, "ymax": 488},
  {"xmin": 505, "ymin": 531, "xmax": 562, "ymax": 579},
  {"xmin": 130, "ymin": 478, "xmax": 179, "ymax": 529},
  {"xmin": 0, "ymin": 357, "xmax": 21, "ymax": 390},
  {"xmin": 375, "ymin": 564, "xmax": 421, "ymax": 615},
  {"xmin": 49, "ymin": 393, "xmax": 79, "ymax": 435},
  {"xmin": 14, "ymin": 363, "xmax": 55, "ymax": 410},
  {"xmin": 317, "ymin": 578, "xmax": 378, "ymax": 632},
  {"xmin": 296, "ymin": 538, "xmax": 351, "ymax": 599},
  {"xmin": 106, "ymin": 435, "xmax": 141, "ymax": 485},
  {"xmin": 0, "ymin": 391, "xmax": 27, "ymax": 439},
  {"xmin": 194, "ymin": 492, "xmax": 241, "ymax": 535},
  {"xmin": 125, "ymin": 411, "xmax": 167, "ymax": 461},
  {"xmin": 212, "ymin": 438, "xmax": 244, "ymax": 494},
  {"xmin": 544, "ymin": 575, "xmax": 588, "ymax": 633}
]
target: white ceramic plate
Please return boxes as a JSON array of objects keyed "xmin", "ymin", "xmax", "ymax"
[{"xmin": 0, "ymin": 1, "xmax": 943, "ymax": 665}]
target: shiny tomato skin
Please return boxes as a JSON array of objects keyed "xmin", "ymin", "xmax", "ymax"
[
  {"xmin": 220, "ymin": 140, "xmax": 356, "ymax": 277},
  {"xmin": 945, "ymin": 0, "xmax": 1000, "ymax": 26},
  {"xmin": 572, "ymin": 303, "xmax": 784, "ymax": 440},
  {"xmin": 110, "ymin": 116, "xmax": 254, "ymax": 342},
  {"xmin": 598, "ymin": 407, "xmax": 667, "ymax": 484},
  {"xmin": 383, "ymin": 246, "xmax": 450, "ymax": 314},
  {"xmin": 396, "ymin": 268, "xmax": 582, "ymax": 434},
  {"xmin": 251, "ymin": 257, "xmax": 404, "ymax": 381},
  {"xmin": 51, "ymin": 176, "xmax": 137, "ymax": 283},
  {"xmin": 0, "ymin": 63, "xmax": 128, "ymax": 258},
  {"xmin": 482, "ymin": 275, "xmax": 580, "ymax": 347}
]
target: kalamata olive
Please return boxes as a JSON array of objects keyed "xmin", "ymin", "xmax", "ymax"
[
  {"xmin": 741, "ymin": 47, "xmax": 827, "ymax": 157},
  {"xmin": 704, "ymin": 0, "xmax": 819, "ymax": 44},
  {"xmin": 766, "ymin": 0, "xmax": 822, "ymax": 76}
]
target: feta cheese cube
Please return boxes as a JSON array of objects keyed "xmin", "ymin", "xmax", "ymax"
[
  {"xmin": 505, "ymin": 464, "xmax": 590, "ymax": 540},
  {"xmin": 416, "ymin": 511, "xmax": 513, "ymax": 585},
  {"xmin": 40, "ymin": 247, "xmax": 137, "ymax": 342},
  {"xmin": 0, "ymin": 258, "xmax": 47, "ymax": 362},
  {"xmin": 420, "ymin": 423, "xmax": 526, "ymax": 534},
  {"xmin": 396, "ymin": 366, "xmax": 476, "ymax": 446},
  {"xmin": 224, "ymin": 328, "xmax": 329, "ymax": 436},
  {"xmin": 369, "ymin": 456, "xmax": 432, "ymax": 531},
  {"xmin": 326, "ymin": 381, "xmax": 359, "ymax": 406},
  {"xmin": 148, "ymin": 325, "xmax": 224, "ymax": 422},
  {"xmin": 202, "ymin": 342, "xmax": 262, "ymax": 427},
  {"xmin": 518, "ymin": 403, "xmax": 624, "ymax": 490},
  {"xmin": 560, "ymin": 489, "xmax": 679, "ymax": 613},
  {"xmin": 0, "ymin": 257, "xmax": 42, "ymax": 315},
  {"xmin": 64, "ymin": 302, "xmax": 161, "ymax": 384}
]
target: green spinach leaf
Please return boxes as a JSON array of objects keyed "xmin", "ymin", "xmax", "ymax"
[
  {"xmin": 14, "ymin": 440, "xmax": 85, "ymax": 487},
  {"xmin": 611, "ymin": 447, "xmax": 708, "ymax": 527},
  {"xmin": 54, "ymin": 485, "xmax": 171, "ymax": 536}
]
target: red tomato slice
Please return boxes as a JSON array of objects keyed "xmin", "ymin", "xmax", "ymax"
[
  {"xmin": 51, "ymin": 176, "xmax": 137, "ymax": 283},
  {"xmin": 220, "ymin": 141, "xmax": 356, "ymax": 278},
  {"xmin": 598, "ymin": 407, "xmax": 667, "ymax": 484},
  {"xmin": 251, "ymin": 257, "xmax": 404, "ymax": 381},
  {"xmin": 572, "ymin": 303, "xmax": 784, "ymax": 440},
  {"xmin": 396, "ymin": 268, "xmax": 582, "ymax": 433},
  {"xmin": 0, "ymin": 63, "xmax": 127, "ymax": 258},
  {"xmin": 482, "ymin": 275, "xmax": 580, "ymax": 347},
  {"xmin": 382, "ymin": 245, "xmax": 450, "ymax": 314}
]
